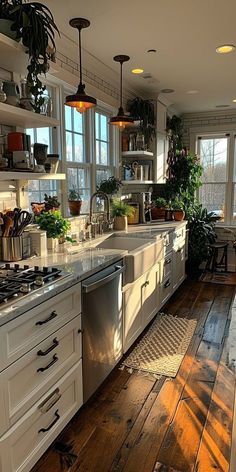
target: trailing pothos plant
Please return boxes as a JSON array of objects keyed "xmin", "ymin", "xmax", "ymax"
[
  {"xmin": 127, "ymin": 97, "xmax": 156, "ymax": 148},
  {"xmin": 5, "ymin": 1, "xmax": 59, "ymax": 113}
]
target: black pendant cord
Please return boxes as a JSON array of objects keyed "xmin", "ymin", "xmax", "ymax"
[
  {"xmin": 78, "ymin": 27, "xmax": 83, "ymax": 86},
  {"xmin": 120, "ymin": 61, "xmax": 123, "ymax": 110}
]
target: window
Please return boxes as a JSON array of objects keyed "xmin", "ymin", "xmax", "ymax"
[
  {"xmin": 65, "ymin": 105, "xmax": 90, "ymax": 213},
  {"xmin": 27, "ymin": 127, "xmax": 58, "ymax": 203},
  {"xmin": 95, "ymin": 111, "xmax": 114, "ymax": 186},
  {"xmin": 198, "ymin": 136, "xmax": 229, "ymax": 221}
]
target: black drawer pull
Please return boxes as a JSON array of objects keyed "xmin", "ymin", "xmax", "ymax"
[
  {"xmin": 144, "ymin": 281, "xmax": 149, "ymax": 288},
  {"xmin": 164, "ymin": 280, "xmax": 171, "ymax": 288},
  {"xmin": 164, "ymin": 258, "xmax": 172, "ymax": 265},
  {"xmin": 38, "ymin": 409, "xmax": 60, "ymax": 433},
  {"xmin": 37, "ymin": 338, "xmax": 59, "ymax": 357},
  {"xmin": 176, "ymin": 233, "xmax": 182, "ymax": 238},
  {"xmin": 37, "ymin": 354, "xmax": 58, "ymax": 373},
  {"xmin": 35, "ymin": 310, "xmax": 57, "ymax": 326}
]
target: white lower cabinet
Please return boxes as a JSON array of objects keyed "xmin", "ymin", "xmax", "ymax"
[
  {"xmin": 172, "ymin": 241, "xmax": 185, "ymax": 292},
  {"xmin": 123, "ymin": 262, "xmax": 160, "ymax": 352},
  {"xmin": 0, "ymin": 316, "xmax": 81, "ymax": 436},
  {"xmin": 0, "ymin": 361, "xmax": 83, "ymax": 472}
]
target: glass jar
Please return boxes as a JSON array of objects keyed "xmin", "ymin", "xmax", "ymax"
[{"xmin": 136, "ymin": 132, "xmax": 145, "ymax": 151}]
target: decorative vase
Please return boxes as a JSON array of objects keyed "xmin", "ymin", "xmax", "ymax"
[
  {"xmin": 165, "ymin": 209, "xmax": 174, "ymax": 221},
  {"xmin": 68, "ymin": 200, "xmax": 82, "ymax": 216},
  {"xmin": 113, "ymin": 216, "xmax": 127, "ymax": 231},
  {"xmin": 173, "ymin": 210, "xmax": 185, "ymax": 221},
  {"xmin": 34, "ymin": 143, "xmax": 48, "ymax": 165},
  {"xmin": 47, "ymin": 238, "xmax": 58, "ymax": 251},
  {"xmin": 0, "ymin": 19, "xmax": 19, "ymax": 41},
  {"xmin": 0, "ymin": 81, "xmax": 6, "ymax": 103},
  {"xmin": 3, "ymin": 80, "xmax": 20, "ymax": 106}
]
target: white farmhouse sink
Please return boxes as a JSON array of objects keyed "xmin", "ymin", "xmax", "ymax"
[{"xmin": 95, "ymin": 235, "xmax": 163, "ymax": 283}]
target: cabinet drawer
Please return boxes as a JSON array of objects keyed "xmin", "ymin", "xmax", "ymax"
[
  {"xmin": 163, "ymin": 232, "xmax": 173, "ymax": 252},
  {"xmin": 0, "ymin": 361, "xmax": 83, "ymax": 472},
  {"xmin": 173, "ymin": 226, "xmax": 186, "ymax": 248},
  {"xmin": 160, "ymin": 275, "xmax": 173, "ymax": 307},
  {"xmin": 0, "ymin": 283, "xmax": 81, "ymax": 371},
  {"xmin": 162, "ymin": 253, "xmax": 172, "ymax": 279},
  {"xmin": 0, "ymin": 316, "xmax": 81, "ymax": 435}
]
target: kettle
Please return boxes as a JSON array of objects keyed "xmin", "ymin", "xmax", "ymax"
[{"xmin": 132, "ymin": 161, "xmax": 143, "ymax": 181}]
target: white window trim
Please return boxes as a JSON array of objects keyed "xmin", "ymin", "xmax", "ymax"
[{"xmin": 191, "ymin": 126, "xmax": 236, "ymax": 225}]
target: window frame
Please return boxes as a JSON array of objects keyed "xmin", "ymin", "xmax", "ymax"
[{"xmin": 191, "ymin": 128, "xmax": 236, "ymax": 225}]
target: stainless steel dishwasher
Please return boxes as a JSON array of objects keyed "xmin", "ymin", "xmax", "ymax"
[{"xmin": 82, "ymin": 261, "xmax": 124, "ymax": 402}]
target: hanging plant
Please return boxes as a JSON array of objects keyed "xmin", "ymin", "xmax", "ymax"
[
  {"xmin": 127, "ymin": 97, "xmax": 156, "ymax": 147},
  {"xmin": 5, "ymin": 1, "xmax": 59, "ymax": 113}
]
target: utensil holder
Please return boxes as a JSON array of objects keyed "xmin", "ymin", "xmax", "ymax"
[{"xmin": 2, "ymin": 236, "xmax": 23, "ymax": 261}]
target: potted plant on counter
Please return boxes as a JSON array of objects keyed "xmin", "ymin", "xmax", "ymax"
[
  {"xmin": 151, "ymin": 197, "xmax": 167, "ymax": 220},
  {"xmin": 171, "ymin": 196, "xmax": 185, "ymax": 221},
  {"xmin": 111, "ymin": 199, "xmax": 135, "ymax": 231},
  {"xmin": 35, "ymin": 210, "xmax": 71, "ymax": 251},
  {"xmin": 68, "ymin": 188, "xmax": 82, "ymax": 216}
]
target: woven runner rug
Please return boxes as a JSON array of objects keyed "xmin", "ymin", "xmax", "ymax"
[{"xmin": 122, "ymin": 313, "xmax": 197, "ymax": 377}]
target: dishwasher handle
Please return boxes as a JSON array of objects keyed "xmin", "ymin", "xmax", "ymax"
[{"xmin": 82, "ymin": 265, "xmax": 125, "ymax": 293}]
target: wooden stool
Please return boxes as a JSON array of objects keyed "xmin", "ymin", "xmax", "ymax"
[{"xmin": 205, "ymin": 242, "xmax": 228, "ymax": 273}]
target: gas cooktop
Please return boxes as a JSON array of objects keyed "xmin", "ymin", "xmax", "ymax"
[{"xmin": 0, "ymin": 263, "xmax": 68, "ymax": 307}]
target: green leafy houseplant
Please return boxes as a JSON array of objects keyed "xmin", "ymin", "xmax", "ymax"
[
  {"xmin": 97, "ymin": 176, "xmax": 122, "ymax": 195},
  {"xmin": 35, "ymin": 210, "xmax": 71, "ymax": 239},
  {"xmin": 154, "ymin": 197, "xmax": 167, "ymax": 209},
  {"xmin": 3, "ymin": 0, "xmax": 59, "ymax": 113},
  {"xmin": 111, "ymin": 199, "xmax": 134, "ymax": 231},
  {"xmin": 44, "ymin": 193, "xmax": 60, "ymax": 211},
  {"xmin": 68, "ymin": 188, "xmax": 82, "ymax": 216},
  {"xmin": 171, "ymin": 196, "xmax": 185, "ymax": 221},
  {"xmin": 187, "ymin": 204, "xmax": 216, "ymax": 275},
  {"xmin": 127, "ymin": 97, "xmax": 156, "ymax": 148}
]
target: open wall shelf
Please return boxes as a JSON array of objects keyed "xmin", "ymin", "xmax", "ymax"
[{"xmin": 0, "ymin": 172, "xmax": 65, "ymax": 181}]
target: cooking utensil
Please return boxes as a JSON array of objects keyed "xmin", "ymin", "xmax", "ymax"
[
  {"xmin": 2, "ymin": 215, "xmax": 14, "ymax": 237},
  {"xmin": 12, "ymin": 210, "xmax": 33, "ymax": 236}
]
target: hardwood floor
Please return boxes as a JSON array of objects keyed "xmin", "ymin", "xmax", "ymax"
[{"xmin": 32, "ymin": 280, "xmax": 236, "ymax": 472}]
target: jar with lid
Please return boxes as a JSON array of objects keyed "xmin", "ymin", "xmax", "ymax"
[{"xmin": 128, "ymin": 133, "xmax": 136, "ymax": 151}]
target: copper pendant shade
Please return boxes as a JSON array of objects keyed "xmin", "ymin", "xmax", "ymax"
[
  {"xmin": 109, "ymin": 55, "xmax": 134, "ymax": 129},
  {"xmin": 65, "ymin": 18, "xmax": 97, "ymax": 113}
]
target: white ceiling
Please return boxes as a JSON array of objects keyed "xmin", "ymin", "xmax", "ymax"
[{"xmin": 45, "ymin": 0, "xmax": 236, "ymax": 113}]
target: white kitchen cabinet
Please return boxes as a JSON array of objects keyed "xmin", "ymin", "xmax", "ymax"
[
  {"xmin": 123, "ymin": 278, "xmax": 143, "ymax": 352},
  {"xmin": 0, "ymin": 283, "xmax": 81, "ymax": 372},
  {"xmin": 123, "ymin": 262, "xmax": 160, "ymax": 352},
  {"xmin": 172, "ymin": 241, "xmax": 185, "ymax": 292},
  {"xmin": 0, "ymin": 316, "xmax": 82, "ymax": 435},
  {"xmin": 0, "ymin": 362, "xmax": 83, "ymax": 472},
  {"xmin": 160, "ymin": 274, "xmax": 173, "ymax": 307},
  {"xmin": 141, "ymin": 263, "xmax": 160, "ymax": 329}
]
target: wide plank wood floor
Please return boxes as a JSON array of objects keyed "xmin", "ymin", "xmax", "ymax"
[{"xmin": 32, "ymin": 279, "xmax": 236, "ymax": 472}]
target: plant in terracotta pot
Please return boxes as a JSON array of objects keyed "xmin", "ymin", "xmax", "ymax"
[
  {"xmin": 35, "ymin": 210, "xmax": 71, "ymax": 251},
  {"xmin": 68, "ymin": 188, "xmax": 82, "ymax": 216},
  {"xmin": 111, "ymin": 199, "xmax": 135, "ymax": 231},
  {"xmin": 151, "ymin": 197, "xmax": 167, "ymax": 220},
  {"xmin": 44, "ymin": 193, "xmax": 60, "ymax": 212},
  {"xmin": 171, "ymin": 197, "xmax": 185, "ymax": 221}
]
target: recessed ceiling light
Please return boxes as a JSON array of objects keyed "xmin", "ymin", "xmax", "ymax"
[
  {"xmin": 215, "ymin": 104, "xmax": 230, "ymax": 108},
  {"xmin": 216, "ymin": 44, "xmax": 235, "ymax": 54},
  {"xmin": 131, "ymin": 68, "xmax": 144, "ymax": 74},
  {"xmin": 160, "ymin": 88, "xmax": 175, "ymax": 93},
  {"xmin": 186, "ymin": 90, "xmax": 199, "ymax": 94},
  {"xmin": 147, "ymin": 49, "xmax": 157, "ymax": 53},
  {"xmin": 232, "ymin": 98, "xmax": 236, "ymax": 103}
]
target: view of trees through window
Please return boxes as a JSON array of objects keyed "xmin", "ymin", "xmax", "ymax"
[{"xmin": 198, "ymin": 136, "xmax": 228, "ymax": 221}]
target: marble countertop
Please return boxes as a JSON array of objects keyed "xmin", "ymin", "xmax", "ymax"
[
  {"xmin": 0, "ymin": 220, "xmax": 186, "ymax": 326},
  {"xmin": 0, "ymin": 248, "xmax": 126, "ymax": 326}
]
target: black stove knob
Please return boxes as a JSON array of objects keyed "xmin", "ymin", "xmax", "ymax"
[
  {"xmin": 24, "ymin": 265, "xmax": 29, "ymax": 270},
  {"xmin": 52, "ymin": 268, "xmax": 58, "ymax": 272},
  {"xmin": 5, "ymin": 263, "xmax": 10, "ymax": 269},
  {"xmin": 34, "ymin": 266, "xmax": 39, "ymax": 272},
  {"xmin": 43, "ymin": 267, "xmax": 48, "ymax": 274},
  {"xmin": 14, "ymin": 264, "xmax": 20, "ymax": 271}
]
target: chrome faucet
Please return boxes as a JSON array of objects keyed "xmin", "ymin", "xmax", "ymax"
[{"xmin": 89, "ymin": 191, "xmax": 110, "ymax": 226}]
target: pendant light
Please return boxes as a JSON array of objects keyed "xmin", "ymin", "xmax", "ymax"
[
  {"xmin": 109, "ymin": 55, "xmax": 134, "ymax": 129},
  {"xmin": 65, "ymin": 18, "xmax": 97, "ymax": 113}
]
